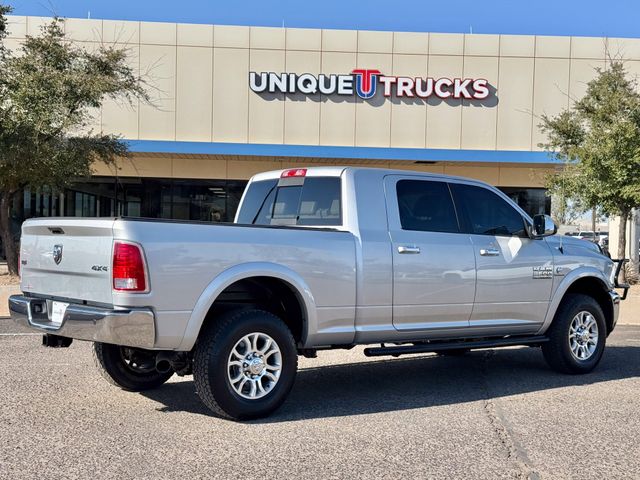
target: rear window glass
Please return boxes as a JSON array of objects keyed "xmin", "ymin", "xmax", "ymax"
[
  {"xmin": 236, "ymin": 177, "xmax": 342, "ymax": 226},
  {"xmin": 396, "ymin": 180, "xmax": 459, "ymax": 233}
]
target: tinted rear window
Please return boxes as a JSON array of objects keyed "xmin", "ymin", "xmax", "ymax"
[
  {"xmin": 236, "ymin": 177, "xmax": 342, "ymax": 226},
  {"xmin": 396, "ymin": 180, "xmax": 459, "ymax": 233}
]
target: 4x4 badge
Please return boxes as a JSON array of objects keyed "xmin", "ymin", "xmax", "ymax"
[{"xmin": 53, "ymin": 244, "xmax": 63, "ymax": 265}]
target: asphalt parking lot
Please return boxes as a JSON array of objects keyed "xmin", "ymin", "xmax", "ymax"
[{"xmin": 1, "ymin": 319, "xmax": 639, "ymax": 479}]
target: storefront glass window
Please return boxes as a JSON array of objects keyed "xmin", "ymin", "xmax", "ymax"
[
  {"xmin": 498, "ymin": 187, "xmax": 551, "ymax": 218},
  {"xmin": 56, "ymin": 177, "xmax": 249, "ymax": 223}
]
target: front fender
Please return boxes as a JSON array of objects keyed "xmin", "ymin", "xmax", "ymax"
[
  {"xmin": 536, "ymin": 266, "xmax": 611, "ymax": 335},
  {"xmin": 176, "ymin": 262, "xmax": 317, "ymax": 351}
]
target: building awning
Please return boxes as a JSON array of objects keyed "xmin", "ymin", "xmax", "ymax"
[{"xmin": 125, "ymin": 140, "xmax": 560, "ymax": 165}]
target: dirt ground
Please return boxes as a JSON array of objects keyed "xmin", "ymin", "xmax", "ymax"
[
  {"xmin": 0, "ymin": 274, "xmax": 19, "ymax": 286},
  {"xmin": 0, "ymin": 262, "xmax": 18, "ymax": 286}
]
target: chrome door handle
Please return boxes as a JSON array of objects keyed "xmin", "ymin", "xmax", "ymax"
[
  {"xmin": 479, "ymin": 248, "xmax": 500, "ymax": 256},
  {"xmin": 398, "ymin": 245, "xmax": 420, "ymax": 254}
]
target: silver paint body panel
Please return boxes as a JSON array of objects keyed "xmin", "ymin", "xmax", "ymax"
[
  {"xmin": 14, "ymin": 167, "xmax": 619, "ymax": 350},
  {"xmin": 383, "ymin": 175, "xmax": 476, "ymax": 332}
]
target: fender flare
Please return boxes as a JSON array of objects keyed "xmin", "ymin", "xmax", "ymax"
[
  {"xmin": 176, "ymin": 262, "xmax": 317, "ymax": 351},
  {"xmin": 536, "ymin": 266, "xmax": 611, "ymax": 335}
]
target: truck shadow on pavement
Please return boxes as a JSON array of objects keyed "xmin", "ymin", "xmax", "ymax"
[{"xmin": 141, "ymin": 339, "xmax": 640, "ymax": 422}]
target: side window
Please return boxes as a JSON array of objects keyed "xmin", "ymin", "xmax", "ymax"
[
  {"xmin": 235, "ymin": 179, "xmax": 277, "ymax": 224},
  {"xmin": 396, "ymin": 180, "xmax": 459, "ymax": 233},
  {"xmin": 451, "ymin": 183, "xmax": 527, "ymax": 237},
  {"xmin": 238, "ymin": 177, "xmax": 342, "ymax": 226}
]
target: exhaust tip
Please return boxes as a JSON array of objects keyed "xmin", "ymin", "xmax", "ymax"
[{"xmin": 155, "ymin": 359, "xmax": 172, "ymax": 374}]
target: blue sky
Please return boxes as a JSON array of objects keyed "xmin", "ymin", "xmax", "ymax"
[{"xmin": 8, "ymin": 0, "xmax": 640, "ymax": 38}]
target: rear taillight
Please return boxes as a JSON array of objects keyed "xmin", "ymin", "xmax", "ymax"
[{"xmin": 112, "ymin": 241, "xmax": 148, "ymax": 292}]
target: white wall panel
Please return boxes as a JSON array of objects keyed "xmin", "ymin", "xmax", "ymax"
[{"xmin": 10, "ymin": 15, "xmax": 636, "ymax": 155}]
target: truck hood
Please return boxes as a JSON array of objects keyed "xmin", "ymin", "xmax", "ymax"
[
  {"xmin": 545, "ymin": 234, "xmax": 602, "ymax": 255},
  {"xmin": 546, "ymin": 234, "xmax": 616, "ymax": 287}
]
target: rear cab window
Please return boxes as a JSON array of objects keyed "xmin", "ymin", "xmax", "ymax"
[{"xmin": 236, "ymin": 175, "xmax": 342, "ymax": 227}]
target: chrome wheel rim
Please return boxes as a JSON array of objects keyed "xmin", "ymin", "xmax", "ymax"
[
  {"xmin": 227, "ymin": 332, "xmax": 282, "ymax": 400},
  {"xmin": 569, "ymin": 311, "xmax": 599, "ymax": 361}
]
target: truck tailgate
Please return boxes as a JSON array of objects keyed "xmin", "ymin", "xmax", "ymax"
[{"xmin": 20, "ymin": 218, "xmax": 115, "ymax": 305}]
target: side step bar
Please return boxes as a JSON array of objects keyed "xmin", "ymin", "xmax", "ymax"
[{"xmin": 363, "ymin": 335, "xmax": 549, "ymax": 357}]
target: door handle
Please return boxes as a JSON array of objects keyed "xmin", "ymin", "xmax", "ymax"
[
  {"xmin": 479, "ymin": 248, "xmax": 500, "ymax": 256},
  {"xmin": 398, "ymin": 245, "xmax": 421, "ymax": 254}
]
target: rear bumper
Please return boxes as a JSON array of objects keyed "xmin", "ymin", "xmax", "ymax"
[{"xmin": 9, "ymin": 295, "xmax": 156, "ymax": 349}]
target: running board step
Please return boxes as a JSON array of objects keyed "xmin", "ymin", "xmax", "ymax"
[{"xmin": 363, "ymin": 335, "xmax": 549, "ymax": 357}]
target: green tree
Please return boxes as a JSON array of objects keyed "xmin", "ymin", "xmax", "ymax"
[
  {"xmin": 0, "ymin": 5, "xmax": 147, "ymax": 274},
  {"xmin": 540, "ymin": 60, "xmax": 640, "ymax": 264}
]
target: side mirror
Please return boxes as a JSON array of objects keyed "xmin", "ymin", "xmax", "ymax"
[{"xmin": 531, "ymin": 214, "xmax": 557, "ymax": 238}]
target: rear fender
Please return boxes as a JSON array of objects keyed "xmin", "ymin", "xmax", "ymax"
[{"xmin": 176, "ymin": 262, "xmax": 316, "ymax": 351}]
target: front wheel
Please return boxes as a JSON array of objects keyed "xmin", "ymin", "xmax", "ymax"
[
  {"xmin": 542, "ymin": 294, "xmax": 606, "ymax": 374},
  {"xmin": 93, "ymin": 343, "xmax": 174, "ymax": 391},
  {"xmin": 193, "ymin": 309, "xmax": 298, "ymax": 420}
]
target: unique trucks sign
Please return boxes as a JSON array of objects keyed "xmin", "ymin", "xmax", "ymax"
[{"xmin": 249, "ymin": 69, "xmax": 491, "ymax": 100}]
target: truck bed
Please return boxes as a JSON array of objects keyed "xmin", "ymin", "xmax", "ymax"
[{"xmin": 19, "ymin": 216, "xmax": 357, "ymax": 348}]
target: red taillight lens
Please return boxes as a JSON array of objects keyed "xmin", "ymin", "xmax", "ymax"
[
  {"xmin": 112, "ymin": 241, "xmax": 147, "ymax": 292},
  {"xmin": 281, "ymin": 168, "xmax": 307, "ymax": 178}
]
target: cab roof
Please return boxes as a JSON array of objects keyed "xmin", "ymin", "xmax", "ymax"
[{"xmin": 250, "ymin": 165, "xmax": 492, "ymax": 187}]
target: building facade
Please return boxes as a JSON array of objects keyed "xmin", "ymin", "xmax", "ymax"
[{"xmin": 6, "ymin": 15, "xmax": 640, "ymax": 224}]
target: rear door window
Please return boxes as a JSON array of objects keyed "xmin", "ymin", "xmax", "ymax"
[
  {"xmin": 237, "ymin": 177, "xmax": 342, "ymax": 226},
  {"xmin": 396, "ymin": 180, "xmax": 460, "ymax": 233}
]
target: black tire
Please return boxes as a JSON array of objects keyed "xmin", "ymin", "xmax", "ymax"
[
  {"xmin": 542, "ymin": 293, "xmax": 606, "ymax": 374},
  {"xmin": 436, "ymin": 348, "xmax": 470, "ymax": 357},
  {"xmin": 93, "ymin": 342, "xmax": 173, "ymax": 391},
  {"xmin": 193, "ymin": 309, "xmax": 298, "ymax": 420}
]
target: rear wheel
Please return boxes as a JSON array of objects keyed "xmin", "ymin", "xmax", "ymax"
[
  {"xmin": 193, "ymin": 309, "xmax": 298, "ymax": 420},
  {"xmin": 93, "ymin": 343, "xmax": 173, "ymax": 391},
  {"xmin": 542, "ymin": 294, "xmax": 606, "ymax": 374}
]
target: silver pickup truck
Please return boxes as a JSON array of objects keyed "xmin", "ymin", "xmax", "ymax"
[{"xmin": 9, "ymin": 167, "xmax": 629, "ymax": 420}]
